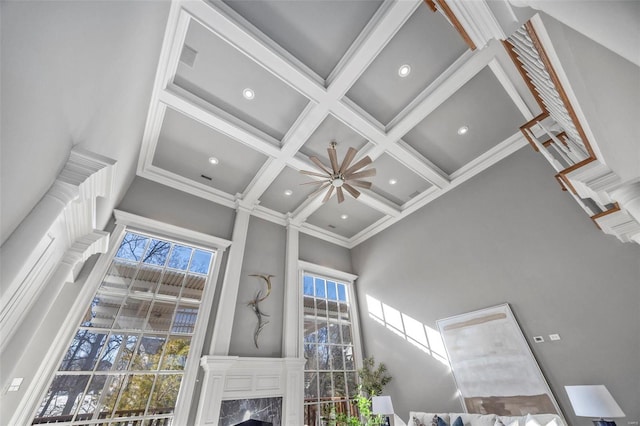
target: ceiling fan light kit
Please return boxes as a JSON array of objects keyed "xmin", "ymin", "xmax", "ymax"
[{"xmin": 300, "ymin": 141, "xmax": 376, "ymax": 204}]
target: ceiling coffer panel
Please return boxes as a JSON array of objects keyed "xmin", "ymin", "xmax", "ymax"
[
  {"xmin": 403, "ymin": 66, "xmax": 526, "ymax": 175},
  {"xmin": 174, "ymin": 19, "xmax": 310, "ymax": 141},
  {"xmin": 222, "ymin": 0, "xmax": 384, "ymax": 80},
  {"xmin": 306, "ymin": 196, "xmax": 385, "ymax": 239},
  {"xmin": 153, "ymin": 108, "xmax": 268, "ymax": 195},
  {"xmin": 260, "ymin": 166, "xmax": 319, "ymax": 214},
  {"xmin": 368, "ymin": 153, "xmax": 433, "ymax": 206},
  {"xmin": 346, "ymin": 5, "xmax": 468, "ymax": 125}
]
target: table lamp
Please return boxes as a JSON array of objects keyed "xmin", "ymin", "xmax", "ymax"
[
  {"xmin": 565, "ymin": 385, "xmax": 625, "ymax": 426},
  {"xmin": 372, "ymin": 396, "xmax": 394, "ymax": 426}
]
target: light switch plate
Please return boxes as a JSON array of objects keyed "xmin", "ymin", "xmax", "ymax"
[{"xmin": 549, "ymin": 334, "xmax": 561, "ymax": 341}]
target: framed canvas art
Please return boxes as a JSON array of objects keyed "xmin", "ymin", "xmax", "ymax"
[{"xmin": 437, "ymin": 304, "xmax": 563, "ymax": 417}]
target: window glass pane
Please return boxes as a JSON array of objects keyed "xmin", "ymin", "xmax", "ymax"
[
  {"xmin": 330, "ymin": 346, "xmax": 344, "ymax": 370},
  {"xmin": 142, "ymin": 239, "xmax": 170, "ymax": 266},
  {"xmin": 346, "ymin": 372, "xmax": 358, "ymax": 397},
  {"xmin": 160, "ymin": 337, "xmax": 191, "ymax": 370},
  {"xmin": 115, "ymin": 298, "xmax": 151, "ymax": 330},
  {"xmin": 131, "ymin": 265, "xmax": 162, "ymax": 294},
  {"xmin": 317, "ymin": 344, "xmax": 330, "ymax": 370},
  {"xmin": 167, "ymin": 245, "xmax": 192, "ymax": 270},
  {"xmin": 316, "ymin": 319, "xmax": 328, "ymax": 344},
  {"xmin": 303, "ymin": 296, "xmax": 314, "ymax": 316},
  {"xmin": 172, "ymin": 305, "xmax": 199, "ymax": 334},
  {"xmin": 189, "ymin": 249, "xmax": 212, "ymax": 274},
  {"xmin": 337, "ymin": 283, "xmax": 347, "ymax": 302},
  {"xmin": 326, "ymin": 281, "xmax": 337, "ymax": 300},
  {"xmin": 97, "ymin": 334, "xmax": 127, "ymax": 371},
  {"xmin": 157, "ymin": 270, "xmax": 185, "ymax": 298},
  {"xmin": 146, "ymin": 300, "xmax": 176, "ymax": 332},
  {"xmin": 344, "ymin": 346, "xmax": 354, "ymax": 370},
  {"xmin": 333, "ymin": 372, "xmax": 346, "ymax": 397},
  {"xmin": 328, "ymin": 324, "xmax": 341, "ymax": 344},
  {"xmin": 132, "ymin": 335, "xmax": 166, "ymax": 371},
  {"xmin": 115, "ymin": 374, "xmax": 155, "ymax": 416},
  {"xmin": 318, "ymin": 372, "xmax": 332, "ymax": 398},
  {"xmin": 60, "ymin": 331, "xmax": 108, "ymax": 371},
  {"xmin": 115, "ymin": 234, "xmax": 148, "ymax": 262},
  {"xmin": 341, "ymin": 324, "xmax": 352, "ymax": 345},
  {"xmin": 303, "ymin": 318, "xmax": 316, "ymax": 343},
  {"xmin": 304, "ymin": 344, "xmax": 317, "ymax": 370},
  {"xmin": 100, "ymin": 261, "xmax": 135, "ymax": 292},
  {"xmin": 95, "ymin": 374, "xmax": 127, "ymax": 419},
  {"xmin": 303, "ymin": 275, "xmax": 314, "ymax": 296},
  {"xmin": 328, "ymin": 300, "xmax": 340, "ymax": 321},
  {"xmin": 83, "ymin": 296, "xmax": 119, "ymax": 329},
  {"xmin": 314, "ymin": 278, "xmax": 326, "ymax": 298},
  {"xmin": 76, "ymin": 374, "xmax": 105, "ymax": 418},
  {"xmin": 304, "ymin": 372, "xmax": 318, "ymax": 398},
  {"xmin": 182, "ymin": 274, "xmax": 205, "ymax": 302},
  {"xmin": 149, "ymin": 374, "xmax": 182, "ymax": 414}
]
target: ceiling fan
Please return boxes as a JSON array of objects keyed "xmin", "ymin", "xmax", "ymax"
[{"xmin": 300, "ymin": 141, "xmax": 376, "ymax": 203}]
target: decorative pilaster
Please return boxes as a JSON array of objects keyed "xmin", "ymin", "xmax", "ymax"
[
  {"xmin": 208, "ymin": 200, "xmax": 254, "ymax": 355},
  {"xmin": 282, "ymin": 218, "xmax": 301, "ymax": 358}
]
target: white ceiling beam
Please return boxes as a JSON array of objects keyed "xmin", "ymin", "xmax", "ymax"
[
  {"xmin": 326, "ymin": 0, "xmax": 422, "ymax": 98},
  {"xmin": 357, "ymin": 192, "xmax": 401, "ymax": 218},
  {"xmin": 159, "ymin": 88, "xmax": 281, "ymax": 159}
]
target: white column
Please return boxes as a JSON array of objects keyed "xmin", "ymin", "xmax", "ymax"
[
  {"xmin": 208, "ymin": 201, "xmax": 253, "ymax": 355},
  {"xmin": 282, "ymin": 219, "xmax": 301, "ymax": 358}
]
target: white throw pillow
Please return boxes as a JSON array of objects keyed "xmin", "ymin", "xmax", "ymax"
[{"xmin": 495, "ymin": 418, "xmax": 519, "ymax": 426}]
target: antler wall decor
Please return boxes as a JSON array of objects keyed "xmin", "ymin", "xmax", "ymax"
[{"xmin": 247, "ymin": 274, "xmax": 273, "ymax": 349}]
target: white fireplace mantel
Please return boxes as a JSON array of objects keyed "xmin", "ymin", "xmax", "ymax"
[{"xmin": 195, "ymin": 356, "xmax": 305, "ymax": 426}]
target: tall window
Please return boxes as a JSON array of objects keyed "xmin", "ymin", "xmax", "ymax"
[
  {"xmin": 302, "ymin": 273, "xmax": 359, "ymax": 425},
  {"xmin": 32, "ymin": 231, "xmax": 216, "ymax": 425}
]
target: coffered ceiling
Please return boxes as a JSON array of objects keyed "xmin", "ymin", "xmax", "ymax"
[{"xmin": 138, "ymin": 0, "xmax": 541, "ymax": 248}]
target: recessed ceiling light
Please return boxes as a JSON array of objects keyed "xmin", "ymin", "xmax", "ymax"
[
  {"xmin": 389, "ymin": 178, "xmax": 398, "ymax": 185},
  {"xmin": 242, "ymin": 88, "xmax": 255, "ymax": 100},
  {"xmin": 208, "ymin": 156, "xmax": 219, "ymax": 165},
  {"xmin": 284, "ymin": 189, "xmax": 293, "ymax": 196},
  {"xmin": 340, "ymin": 214, "xmax": 348, "ymax": 220},
  {"xmin": 457, "ymin": 125, "xmax": 469, "ymax": 135},
  {"xmin": 398, "ymin": 64, "xmax": 411, "ymax": 78}
]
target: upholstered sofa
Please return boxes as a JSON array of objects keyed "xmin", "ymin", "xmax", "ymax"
[{"xmin": 406, "ymin": 412, "xmax": 565, "ymax": 426}]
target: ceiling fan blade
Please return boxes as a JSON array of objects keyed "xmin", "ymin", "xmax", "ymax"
[
  {"xmin": 308, "ymin": 182, "xmax": 330, "ymax": 198},
  {"xmin": 300, "ymin": 169, "xmax": 329, "ymax": 178},
  {"xmin": 322, "ymin": 185, "xmax": 335, "ymax": 203},
  {"xmin": 342, "ymin": 183, "xmax": 361, "ymax": 199},
  {"xmin": 328, "ymin": 146, "xmax": 339, "ymax": 173},
  {"xmin": 348, "ymin": 179, "xmax": 372, "ymax": 189},
  {"xmin": 301, "ymin": 180, "xmax": 327, "ymax": 185},
  {"xmin": 344, "ymin": 156, "xmax": 372, "ymax": 175},
  {"xmin": 336, "ymin": 186, "xmax": 345, "ymax": 203},
  {"xmin": 339, "ymin": 147, "xmax": 358, "ymax": 174},
  {"xmin": 345, "ymin": 168, "xmax": 376, "ymax": 180},
  {"xmin": 310, "ymin": 156, "xmax": 333, "ymax": 175}
]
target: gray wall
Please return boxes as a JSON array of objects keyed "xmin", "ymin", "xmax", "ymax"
[
  {"xmin": 350, "ymin": 148, "xmax": 640, "ymax": 424},
  {"xmin": 118, "ymin": 177, "xmax": 236, "ymax": 240},
  {"xmin": 300, "ymin": 233, "xmax": 354, "ymax": 274},
  {"xmin": 229, "ymin": 217, "xmax": 287, "ymax": 357}
]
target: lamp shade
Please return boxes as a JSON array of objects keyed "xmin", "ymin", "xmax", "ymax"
[
  {"xmin": 371, "ymin": 395, "xmax": 394, "ymax": 415},
  {"xmin": 565, "ymin": 385, "xmax": 625, "ymax": 418}
]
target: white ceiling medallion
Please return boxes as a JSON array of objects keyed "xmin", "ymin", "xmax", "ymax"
[
  {"xmin": 398, "ymin": 64, "xmax": 411, "ymax": 78},
  {"xmin": 208, "ymin": 156, "xmax": 219, "ymax": 165},
  {"xmin": 242, "ymin": 88, "xmax": 255, "ymax": 100},
  {"xmin": 457, "ymin": 125, "xmax": 469, "ymax": 135}
]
